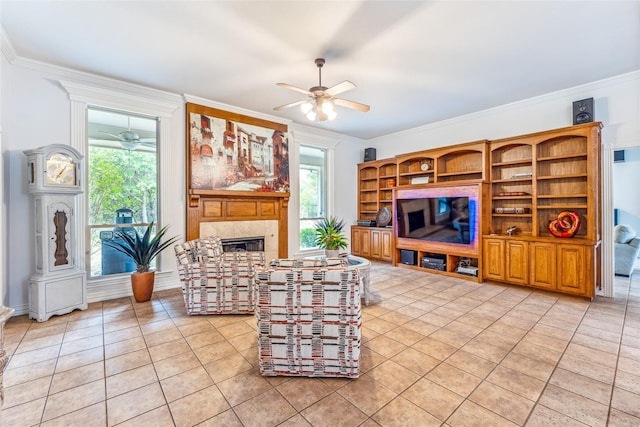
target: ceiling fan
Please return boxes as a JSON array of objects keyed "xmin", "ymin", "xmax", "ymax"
[
  {"xmin": 274, "ymin": 58, "xmax": 370, "ymax": 122},
  {"xmin": 99, "ymin": 117, "xmax": 156, "ymax": 150}
]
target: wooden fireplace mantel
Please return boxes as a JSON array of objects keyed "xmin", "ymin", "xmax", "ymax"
[{"xmin": 186, "ymin": 189, "xmax": 289, "ymax": 258}]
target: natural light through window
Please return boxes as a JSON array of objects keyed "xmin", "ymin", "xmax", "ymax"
[
  {"xmin": 87, "ymin": 108, "xmax": 159, "ymax": 278},
  {"xmin": 299, "ymin": 146, "xmax": 326, "ymax": 249}
]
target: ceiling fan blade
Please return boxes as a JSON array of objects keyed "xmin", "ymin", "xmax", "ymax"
[
  {"xmin": 276, "ymin": 82, "xmax": 312, "ymax": 96},
  {"xmin": 334, "ymin": 98, "xmax": 370, "ymax": 112},
  {"xmin": 99, "ymin": 131, "xmax": 124, "ymax": 140},
  {"xmin": 273, "ymin": 100, "xmax": 307, "ymax": 111},
  {"xmin": 325, "ymin": 80, "xmax": 355, "ymax": 96}
]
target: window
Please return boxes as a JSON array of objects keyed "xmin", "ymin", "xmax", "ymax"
[
  {"xmin": 87, "ymin": 107, "xmax": 159, "ymax": 277},
  {"xmin": 299, "ymin": 146, "xmax": 326, "ymax": 249}
]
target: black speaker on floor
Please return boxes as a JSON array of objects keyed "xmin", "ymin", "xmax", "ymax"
[
  {"xmin": 572, "ymin": 98, "xmax": 594, "ymax": 125},
  {"xmin": 364, "ymin": 147, "xmax": 376, "ymax": 162},
  {"xmin": 614, "ymin": 150, "xmax": 625, "ymax": 163}
]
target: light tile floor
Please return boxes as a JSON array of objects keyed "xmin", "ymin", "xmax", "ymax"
[{"xmin": 2, "ymin": 263, "xmax": 640, "ymax": 426}]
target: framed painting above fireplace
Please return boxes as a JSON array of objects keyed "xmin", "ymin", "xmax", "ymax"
[{"xmin": 186, "ymin": 102, "xmax": 289, "ymax": 193}]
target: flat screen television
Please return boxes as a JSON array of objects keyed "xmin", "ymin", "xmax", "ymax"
[{"xmin": 396, "ymin": 196, "xmax": 476, "ymax": 244}]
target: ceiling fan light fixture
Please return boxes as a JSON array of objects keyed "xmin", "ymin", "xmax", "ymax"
[
  {"xmin": 326, "ymin": 109, "xmax": 337, "ymax": 121},
  {"xmin": 320, "ymin": 99, "xmax": 335, "ymax": 115},
  {"xmin": 301, "ymin": 101, "xmax": 313, "ymax": 114},
  {"xmin": 306, "ymin": 110, "xmax": 317, "ymax": 121},
  {"xmin": 120, "ymin": 141, "xmax": 139, "ymax": 150}
]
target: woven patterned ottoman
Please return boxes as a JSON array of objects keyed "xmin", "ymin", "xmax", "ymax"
[{"xmin": 255, "ymin": 259, "xmax": 361, "ymax": 378}]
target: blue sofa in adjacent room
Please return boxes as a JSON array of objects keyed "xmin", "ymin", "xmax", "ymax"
[{"xmin": 614, "ymin": 224, "xmax": 640, "ymax": 277}]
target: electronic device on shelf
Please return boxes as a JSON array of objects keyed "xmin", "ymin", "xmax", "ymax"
[
  {"xmin": 423, "ymin": 262, "xmax": 446, "ymax": 271},
  {"xmin": 495, "ymin": 207, "xmax": 531, "ymax": 214},
  {"xmin": 422, "ymin": 256, "xmax": 446, "ymax": 271},
  {"xmin": 457, "ymin": 266, "xmax": 478, "ymax": 276},
  {"xmin": 456, "ymin": 258, "xmax": 478, "ymax": 276},
  {"xmin": 357, "ymin": 219, "xmax": 377, "ymax": 227},
  {"xmin": 422, "ymin": 256, "xmax": 445, "ymax": 265}
]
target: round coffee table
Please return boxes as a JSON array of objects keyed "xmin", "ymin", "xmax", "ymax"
[{"xmin": 305, "ymin": 254, "xmax": 371, "ymax": 305}]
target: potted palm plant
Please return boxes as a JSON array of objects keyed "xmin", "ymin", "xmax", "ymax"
[
  {"xmin": 104, "ymin": 221, "xmax": 179, "ymax": 302},
  {"xmin": 314, "ymin": 216, "xmax": 349, "ymax": 257}
]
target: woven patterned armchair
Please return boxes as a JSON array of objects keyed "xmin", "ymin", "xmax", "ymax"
[
  {"xmin": 255, "ymin": 258, "xmax": 362, "ymax": 378},
  {"xmin": 174, "ymin": 236, "xmax": 265, "ymax": 315}
]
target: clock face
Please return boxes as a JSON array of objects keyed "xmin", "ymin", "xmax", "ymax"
[{"xmin": 46, "ymin": 153, "xmax": 76, "ymax": 186}]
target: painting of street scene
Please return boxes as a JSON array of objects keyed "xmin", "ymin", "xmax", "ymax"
[{"xmin": 187, "ymin": 104, "xmax": 289, "ymax": 193}]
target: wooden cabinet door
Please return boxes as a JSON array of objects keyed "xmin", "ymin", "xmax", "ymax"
[
  {"xmin": 381, "ymin": 229, "xmax": 393, "ymax": 262},
  {"xmin": 351, "ymin": 228, "xmax": 368, "ymax": 256},
  {"xmin": 506, "ymin": 240, "xmax": 528, "ymax": 285},
  {"xmin": 556, "ymin": 244, "xmax": 587, "ymax": 295},
  {"xmin": 483, "ymin": 238, "xmax": 505, "ymax": 281},
  {"xmin": 529, "ymin": 242, "xmax": 556, "ymax": 290},
  {"xmin": 354, "ymin": 228, "xmax": 371, "ymax": 257},
  {"xmin": 371, "ymin": 230, "xmax": 382, "ymax": 258},
  {"xmin": 351, "ymin": 228, "xmax": 361, "ymax": 255}
]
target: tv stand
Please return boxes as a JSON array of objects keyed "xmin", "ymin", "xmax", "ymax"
[{"xmin": 394, "ymin": 183, "xmax": 488, "ymax": 282}]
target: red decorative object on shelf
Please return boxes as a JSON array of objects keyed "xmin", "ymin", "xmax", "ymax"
[{"xmin": 548, "ymin": 211, "xmax": 581, "ymax": 237}]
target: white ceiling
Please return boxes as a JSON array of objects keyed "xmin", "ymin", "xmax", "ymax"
[{"xmin": 2, "ymin": 1, "xmax": 639, "ymax": 140}]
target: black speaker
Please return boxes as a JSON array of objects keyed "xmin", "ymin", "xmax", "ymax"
[
  {"xmin": 364, "ymin": 147, "xmax": 376, "ymax": 162},
  {"xmin": 400, "ymin": 250, "xmax": 416, "ymax": 266},
  {"xmin": 614, "ymin": 150, "xmax": 625, "ymax": 163},
  {"xmin": 572, "ymin": 98, "xmax": 594, "ymax": 125}
]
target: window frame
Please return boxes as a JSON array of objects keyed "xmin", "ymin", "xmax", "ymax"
[
  {"xmin": 288, "ymin": 128, "xmax": 339, "ymax": 256},
  {"xmin": 86, "ymin": 106, "xmax": 160, "ymax": 278},
  {"xmin": 59, "ymin": 80, "xmax": 180, "ymax": 297},
  {"xmin": 299, "ymin": 146, "xmax": 327, "ymax": 250}
]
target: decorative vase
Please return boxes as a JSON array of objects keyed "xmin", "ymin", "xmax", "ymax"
[
  {"xmin": 131, "ymin": 271, "xmax": 155, "ymax": 302},
  {"xmin": 325, "ymin": 249, "xmax": 340, "ymax": 258}
]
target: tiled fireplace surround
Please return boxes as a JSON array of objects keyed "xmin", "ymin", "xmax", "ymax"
[{"xmin": 200, "ymin": 220, "xmax": 279, "ymax": 262}]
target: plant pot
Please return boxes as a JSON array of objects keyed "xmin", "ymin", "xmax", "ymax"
[
  {"xmin": 131, "ymin": 271, "xmax": 155, "ymax": 303},
  {"xmin": 325, "ymin": 249, "xmax": 340, "ymax": 258}
]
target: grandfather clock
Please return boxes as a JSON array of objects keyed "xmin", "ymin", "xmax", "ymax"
[{"xmin": 23, "ymin": 144, "xmax": 87, "ymax": 322}]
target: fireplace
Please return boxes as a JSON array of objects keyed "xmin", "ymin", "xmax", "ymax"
[
  {"xmin": 187, "ymin": 194, "xmax": 289, "ymax": 260},
  {"xmin": 221, "ymin": 236, "xmax": 265, "ymax": 252},
  {"xmin": 201, "ymin": 220, "xmax": 279, "ymax": 262}
]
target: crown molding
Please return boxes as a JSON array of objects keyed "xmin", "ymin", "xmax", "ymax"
[{"xmin": 4, "ymin": 47, "xmax": 183, "ymax": 109}]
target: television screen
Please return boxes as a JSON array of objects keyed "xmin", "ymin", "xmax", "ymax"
[{"xmin": 396, "ymin": 196, "xmax": 475, "ymax": 244}]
